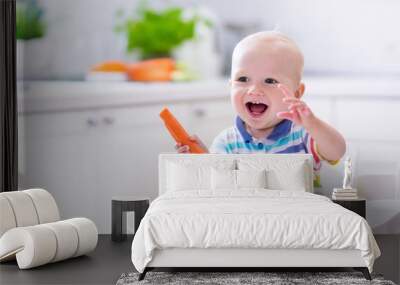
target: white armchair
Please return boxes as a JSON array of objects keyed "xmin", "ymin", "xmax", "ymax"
[{"xmin": 0, "ymin": 188, "xmax": 98, "ymax": 269}]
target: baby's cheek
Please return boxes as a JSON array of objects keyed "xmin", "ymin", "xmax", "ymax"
[
  {"xmin": 270, "ymin": 95, "xmax": 287, "ymax": 112},
  {"xmin": 231, "ymin": 92, "xmax": 244, "ymax": 111}
]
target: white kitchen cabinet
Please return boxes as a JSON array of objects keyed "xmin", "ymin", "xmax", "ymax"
[
  {"xmin": 303, "ymin": 97, "xmax": 335, "ymax": 125},
  {"xmin": 187, "ymin": 99, "xmax": 235, "ymax": 147},
  {"xmin": 22, "ymin": 100, "xmax": 233, "ymax": 233},
  {"xmin": 336, "ymin": 100, "xmax": 400, "ymax": 141},
  {"xmin": 23, "ymin": 111, "xmax": 101, "ymax": 224},
  {"xmin": 91, "ymin": 104, "xmax": 190, "ymax": 233}
]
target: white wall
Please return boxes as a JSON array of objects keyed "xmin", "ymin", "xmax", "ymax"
[
  {"xmin": 22, "ymin": 0, "xmax": 400, "ymax": 79},
  {"xmin": 23, "ymin": 0, "xmax": 137, "ymax": 80},
  {"xmin": 201, "ymin": 0, "xmax": 400, "ymax": 75}
]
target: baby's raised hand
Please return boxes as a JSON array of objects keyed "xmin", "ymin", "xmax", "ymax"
[{"xmin": 276, "ymin": 83, "xmax": 316, "ymax": 129}]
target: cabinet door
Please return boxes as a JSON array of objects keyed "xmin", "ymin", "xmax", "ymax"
[
  {"xmin": 304, "ymin": 97, "xmax": 335, "ymax": 125},
  {"xmin": 187, "ymin": 99, "xmax": 235, "ymax": 148},
  {"xmin": 353, "ymin": 142, "xmax": 400, "ymax": 234},
  {"xmin": 23, "ymin": 111, "xmax": 101, "ymax": 223},
  {"xmin": 336, "ymin": 100, "xmax": 400, "ymax": 141},
  {"xmin": 93, "ymin": 104, "xmax": 190, "ymax": 233}
]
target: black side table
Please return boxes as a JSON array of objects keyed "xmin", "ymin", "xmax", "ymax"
[
  {"xmin": 332, "ymin": 198, "xmax": 366, "ymax": 218},
  {"xmin": 112, "ymin": 196, "xmax": 150, "ymax": 242}
]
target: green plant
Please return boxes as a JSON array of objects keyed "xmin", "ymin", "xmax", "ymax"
[
  {"xmin": 117, "ymin": 6, "xmax": 202, "ymax": 59},
  {"xmin": 16, "ymin": 0, "xmax": 46, "ymax": 40}
]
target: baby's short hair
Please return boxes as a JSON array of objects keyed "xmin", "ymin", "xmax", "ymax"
[{"xmin": 232, "ymin": 30, "xmax": 304, "ymax": 83}]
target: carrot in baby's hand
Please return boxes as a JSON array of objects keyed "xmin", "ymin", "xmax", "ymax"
[{"xmin": 160, "ymin": 107, "xmax": 206, "ymax": 154}]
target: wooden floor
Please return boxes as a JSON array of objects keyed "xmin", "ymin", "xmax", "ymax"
[{"xmin": 0, "ymin": 235, "xmax": 398, "ymax": 285}]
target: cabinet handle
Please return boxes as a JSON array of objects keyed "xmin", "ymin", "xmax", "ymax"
[
  {"xmin": 194, "ymin": 109, "xmax": 206, "ymax": 118},
  {"xmin": 87, "ymin": 118, "xmax": 99, "ymax": 127},
  {"xmin": 103, "ymin": 116, "xmax": 115, "ymax": 125}
]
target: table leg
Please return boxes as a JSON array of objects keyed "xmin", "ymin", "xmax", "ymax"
[
  {"xmin": 134, "ymin": 201, "xmax": 149, "ymax": 235},
  {"xmin": 112, "ymin": 201, "xmax": 125, "ymax": 242}
]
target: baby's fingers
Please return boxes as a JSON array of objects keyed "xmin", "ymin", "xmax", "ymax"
[
  {"xmin": 277, "ymin": 109, "xmax": 301, "ymax": 124},
  {"xmin": 175, "ymin": 142, "xmax": 185, "ymax": 150},
  {"xmin": 176, "ymin": 145, "xmax": 190, "ymax": 153},
  {"xmin": 283, "ymin": 97, "xmax": 301, "ymax": 104},
  {"xmin": 288, "ymin": 102, "xmax": 306, "ymax": 110}
]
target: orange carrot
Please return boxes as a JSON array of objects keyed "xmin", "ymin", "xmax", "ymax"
[
  {"xmin": 127, "ymin": 58, "xmax": 175, "ymax": 81},
  {"xmin": 91, "ymin": 60, "xmax": 127, "ymax": 72},
  {"xmin": 160, "ymin": 107, "xmax": 206, "ymax": 154}
]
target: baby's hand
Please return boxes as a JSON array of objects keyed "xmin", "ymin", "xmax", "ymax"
[
  {"xmin": 175, "ymin": 142, "xmax": 190, "ymax": 153},
  {"xmin": 174, "ymin": 135, "xmax": 209, "ymax": 153},
  {"xmin": 276, "ymin": 83, "xmax": 317, "ymax": 129}
]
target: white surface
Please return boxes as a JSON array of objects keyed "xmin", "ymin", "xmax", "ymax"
[
  {"xmin": 166, "ymin": 161, "xmax": 212, "ymax": 191},
  {"xmin": 237, "ymin": 157, "xmax": 310, "ymax": 191},
  {"xmin": 211, "ymin": 169, "xmax": 267, "ymax": 190},
  {"xmin": 236, "ymin": 169, "xmax": 267, "ymax": 189},
  {"xmin": 85, "ymin": 72, "xmax": 127, "ymax": 82},
  {"xmin": 0, "ymin": 196, "xmax": 17, "ymax": 237},
  {"xmin": 211, "ymin": 168, "xmax": 236, "ymax": 190},
  {"xmin": 0, "ymin": 218, "xmax": 97, "ymax": 269},
  {"xmin": 0, "ymin": 189, "xmax": 98, "ymax": 269},
  {"xmin": 165, "ymin": 158, "xmax": 235, "ymax": 191},
  {"xmin": 64, "ymin": 218, "xmax": 98, "ymax": 257},
  {"xmin": 24, "ymin": 188, "xmax": 60, "ymax": 224},
  {"xmin": 159, "ymin": 154, "xmax": 314, "ymax": 195},
  {"xmin": 19, "ymin": 80, "xmax": 230, "ymax": 113},
  {"xmin": 42, "ymin": 221, "xmax": 79, "ymax": 262},
  {"xmin": 0, "ymin": 226, "xmax": 57, "ymax": 269},
  {"xmin": 148, "ymin": 248, "xmax": 365, "ymax": 268},
  {"xmin": 131, "ymin": 189, "xmax": 380, "ymax": 273},
  {"xmin": 1, "ymin": 191, "xmax": 40, "ymax": 227},
  {"xmin": 19, "ymin": 77, "xmax": 400, "ymax": 113}
]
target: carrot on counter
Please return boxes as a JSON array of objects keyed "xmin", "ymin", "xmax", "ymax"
[
  {"xmin": 160, "ymin": 107, "xmax": 206, "ymax": 154},
  {"xmin": 127, "ymin": 58, "xmax": 175, "ymax": 82},
  {"xmin": 91, "ymin": 60, "xmax": 128, "ymax": 72}
]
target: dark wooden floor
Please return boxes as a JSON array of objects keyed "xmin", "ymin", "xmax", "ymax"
[
  {"xmin": 1, "ymin": 234, "xmax": 399, "ymax": 285},
  {"xmin": 0, "ymin": 235, "xmax": 134, "ymax": 285}
]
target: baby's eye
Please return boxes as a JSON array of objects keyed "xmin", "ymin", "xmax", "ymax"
[
  {"xmin": 236, "ymin": 76, "xmax": 249, "ymax": 83},
  {"xmin": 264, "ymin": 78, "xmax": 279, "ymax": 85}
]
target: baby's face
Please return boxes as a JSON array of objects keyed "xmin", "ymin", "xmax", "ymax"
[{"xmin": 230, "ymin": 42, "xmax": 304, "ymax": 131}]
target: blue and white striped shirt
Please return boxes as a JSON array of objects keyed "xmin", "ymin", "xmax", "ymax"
[{"xmin": 209, "ymin": 116, "xmax": 339, "ymax": 187}]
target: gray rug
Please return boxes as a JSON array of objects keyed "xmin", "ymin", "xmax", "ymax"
[{"xmin": 116, "ymin": 271, "xmax": 396, "ymax": 285}]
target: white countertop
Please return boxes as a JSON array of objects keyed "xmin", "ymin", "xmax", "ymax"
[{"xmin": 19, "ymin": 76, "xmax": 400, "ymax": 113}]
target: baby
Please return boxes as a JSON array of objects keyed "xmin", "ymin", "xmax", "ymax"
[{"xmin": 176, "ymin": 31, "xmax": 346, "ymax": 187}]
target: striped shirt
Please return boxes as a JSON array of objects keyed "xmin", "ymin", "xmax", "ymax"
[{"xmin": 209, "ymin": 116, "xmax": 339, "ymax": 187}]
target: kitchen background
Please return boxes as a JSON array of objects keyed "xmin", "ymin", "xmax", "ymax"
[{"xmin": 17, "ymin": 0, "xmax": 400, "ymax": 236}]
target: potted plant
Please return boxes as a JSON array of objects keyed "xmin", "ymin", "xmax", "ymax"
[
  {"xmin": 120, "ymin": 6, "xmax": 197, "ymax": 59},
  {"xmin": 16, "ymin": 0, "xmax": 46, "ymax": 79},
  {"xmin": 116, "ymin": 5, "xmax": 203, "ymax": 81}
]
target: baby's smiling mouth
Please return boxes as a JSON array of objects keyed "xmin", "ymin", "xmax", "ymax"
[{"xmin": 245, "ymin": 101, "xmax": 269, "ymax": 117}]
